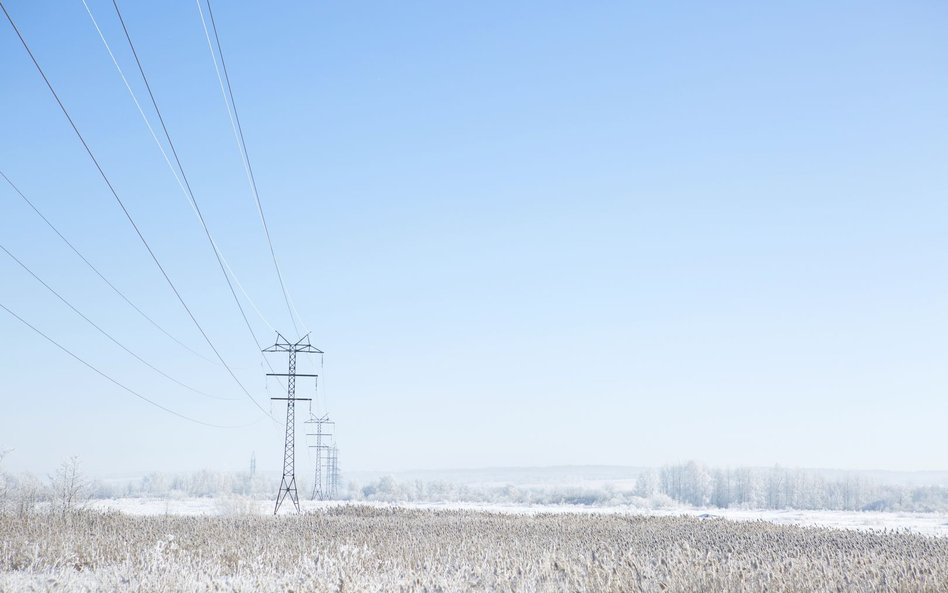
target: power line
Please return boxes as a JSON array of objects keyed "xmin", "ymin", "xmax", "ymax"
[
  {"xmin": 0, "ymin": 0, "xmax": 273, "ymax": 421},
  {"xmin": 199, "ymin": 0, "xmax": 303, "ymax": 338},
  {"xmin": 0, "ymin": 301, "xmax": 248, "ymax": 429},
  {"xmin": 0, "ymin": 242, "xmax": 230, "ymax": 401},
  {"xmin": 91, "ymin": 0, "xmax": 285, "ymax": 396},
  {"xmin": 109, "ymin": 0, "xmax": 268, "ymax": 356},
  {"xmin": 80, "ymin": 0, "xmax": 277, "ymax": 337},
  {"xmin": 0, "ymin": 168, "xmax": 216, "ymax": 365}
]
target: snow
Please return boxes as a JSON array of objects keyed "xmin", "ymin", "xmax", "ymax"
[{"xmin": 88, "ymin": 497, "xmax": 948, "ymax": 537}]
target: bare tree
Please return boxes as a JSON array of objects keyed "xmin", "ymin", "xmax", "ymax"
[
  {"xmin": 49, "ymin": 456, "xmax": 91, "ymax": 518},
  {"xmin": 634, "ymin": 469, "xmax": 658, "ymax": 498},
  {"xmin": 12, "ymin": 474, "xmax": 42, "ymax": 517}
]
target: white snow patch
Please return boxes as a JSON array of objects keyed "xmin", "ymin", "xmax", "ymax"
[{"xmin": 88, "ymin": 497, "xmax": 948, "ymax": 537}]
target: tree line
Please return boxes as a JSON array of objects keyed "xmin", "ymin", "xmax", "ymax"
[
  {"xmin": 2, "ymin": 452, "xmax": 945, "ymax": 514},
  {"xmin": 643, "ymin": 461, "xmax": 946, "ymax": 512}
]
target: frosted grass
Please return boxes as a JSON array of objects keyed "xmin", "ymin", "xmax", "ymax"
[{"xmin": 2, "ymin": 506, "xmax": 945, "ymax": 592}]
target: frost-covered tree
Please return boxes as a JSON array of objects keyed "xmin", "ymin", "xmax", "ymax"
[
  {"xmin": 11, "ymin": 473, "xmax": 42, "ymax": 516},
  {"xmin": 634, "ymin": 469, "xmax": 658, "ymax": 498},
  {"xmin": 49, "ymin": 456, "xmax": 91, "ymax": 517},
  {"xmin": 682, "ymin": 461, "xmax": 712, "ymax": 506},
  {"xmin": 711, "ymin": 469, "xmax": 731, "ymax": 508}
]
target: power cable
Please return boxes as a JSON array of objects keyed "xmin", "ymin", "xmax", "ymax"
[
  {"xmin": 0, "ymin": 301, "xmax": 252, "ymax": 429},
  {"xmin": 81, "ymin": 0, "xmax": 277, "ymax": 337},
  {"xmin": 108, "ymin": 0, "xmax": 271, "ymax": 357},
  {"xmin": 199, "ymin": 0, "xmax": 303, "ymax": 337},
  {"xmin": 0, "ymin": 0, "xmax": 275, "ymax": 421},
  {"xmin": 92, "ymin": 0, "xmax": 286, "ymax": 394},
  {"xmin": 0, "ymin": 168, "xmax": 216, "ymax": 365},
  {"xmin": 0, "ymin": 242, "xmax": 231, "ymax": 401}
]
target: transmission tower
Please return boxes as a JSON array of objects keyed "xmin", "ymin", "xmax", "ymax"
[
  {"xmin": 328, "ymin": 444, "xmax": 340, "ymax": 499},
  {"xmin": 264, "ymin": 333, "xmax": 321, "ymax": 514},
  {"xmin": 306, "ymin": 414, "xmax": 334, "ymax": 500}
]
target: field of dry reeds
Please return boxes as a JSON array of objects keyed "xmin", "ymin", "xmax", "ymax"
[{"xmin": 0, "ymin": 506, "xmax": 944, "ymax": 592}]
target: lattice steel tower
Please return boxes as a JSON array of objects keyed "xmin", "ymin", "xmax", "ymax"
[
  {"xmin": 327, "ymin": 444, "xmax": 340, "ymax": 499},
  {"xmin": 264, "ymin": 333, "xmax": 322, "ymax": 514},
  {"xmin": 306, "ymin": 413, "xmax": 334, "ymax": 500}
]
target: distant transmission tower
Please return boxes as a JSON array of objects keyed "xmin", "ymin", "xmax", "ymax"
[
  {"xmin": 250, "ymin": 451, "xmax": 256, "ymax": 478},
  {"xmin": 328, "ymin": 444, "xmax": 340, "ymax": 499},
  {"xmin": 306, "ymin": 414, "xmax": 334, "ymax": 500},
  {"xmin": 264, "ymin": 333, "xmax": 321, "ymax": 514}
]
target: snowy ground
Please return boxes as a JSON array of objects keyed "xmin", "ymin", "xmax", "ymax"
[{"xmin": 89, "ymin": 497, "xmax": 948, "ymax": 537}]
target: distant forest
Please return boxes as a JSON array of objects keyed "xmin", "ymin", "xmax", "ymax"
[{"xmin": 3, "ymin": 456, "xmax": 943, "ymax": 514}]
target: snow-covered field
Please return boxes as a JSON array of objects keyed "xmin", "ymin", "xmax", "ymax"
[
  {"xmin": 7, "ymin": 504, "xmax": 945, "ymax": 591},
  {"xmin": 89, "ymin": 497, "xmax": 948, "ymax": 537}
]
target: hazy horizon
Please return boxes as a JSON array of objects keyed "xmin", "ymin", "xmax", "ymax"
[{"xmin": 7, "ymin": 458, "xmax": 948, "ymax": 484}]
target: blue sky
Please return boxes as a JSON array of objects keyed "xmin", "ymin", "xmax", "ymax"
[{"xmin": 1, "ymin": 0, "xmax": 946, "ymax": 476}]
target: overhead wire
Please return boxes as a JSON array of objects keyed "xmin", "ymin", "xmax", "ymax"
[
  {"xmin": 198, "ymin": 0, "xmax": 303, "ymax": 338},
  {"xmin": 0, "ymin": 242, "xmax": 232, "ymax": 401},
  {"xmin": 0, "ymin": 0, "xmax": 276, "ymax": 422},
  {"xmin": 106, "ymin": 0, "xmax": 278, "ymax": 360},
  {"xmin": 0, "ymin": 301, "xmax": 253, "ymax": 429},
  {"xmin": 81, "ymin": 0, "xmax": 276, "ymax": 338},
  {"xmin": 201, "ymin": 0, "xmax": 331, "ymax": 478},
  {"xmin": 109, "ymin": 0, "xmax": 263, "ymax": 351},
  {"xmin": 0, "ymin": 168, "xmax": 217, "ymax": 365},
  {"xmin": 201, "ymin": 0, "xmax": 332, "ymax": 475},
  {"xmin": 92, "ymin": 0, "xmax": 286, "ymax": 398},
  {"xmin": 200, "ymin": 1, "xmax": 321, "ymax": 420}
]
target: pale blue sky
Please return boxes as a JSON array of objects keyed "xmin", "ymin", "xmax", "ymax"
[{"xmin": 1, "ymin": 0, "xmax": 946, "ymax": 476}]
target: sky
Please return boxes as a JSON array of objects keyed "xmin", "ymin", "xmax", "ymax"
[{"xmin": 0, "ymin": 0, "xmax": 946, "ymax": 477}]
